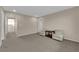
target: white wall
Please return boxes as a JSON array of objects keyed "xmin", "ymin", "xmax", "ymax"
[
  {"xmin": 43, "ymin": 7, "xmax": 79, "ymax": 42},
  {"xmin": 0, "ymin": 7, "xmax": 5, "ymax": 47},
  {"xmin": 5, "ymin": 11, "xmax": 38, "ymax": 36}
]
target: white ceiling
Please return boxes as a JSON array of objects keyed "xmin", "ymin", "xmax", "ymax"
[{"xmin": 3, "ymin": 6, "xmax": 74, "ymax": 17}]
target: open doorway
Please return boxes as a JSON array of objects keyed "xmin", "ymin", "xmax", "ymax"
[
  {"xmin": 7, "ymin": 18, "xmax": 16, "ymax": 33},
  {"xmin": 37, "ymin": 18, "xmax": 43, "ymax": 32}
]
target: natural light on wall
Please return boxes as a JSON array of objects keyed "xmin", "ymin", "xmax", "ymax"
[
  {"xmin": 31, "ymin": 17, "xmax": 37, "ymax": 22},
  {"xmin": 8, "ymin": 19, "xmax": 15, "ymax": 26}
]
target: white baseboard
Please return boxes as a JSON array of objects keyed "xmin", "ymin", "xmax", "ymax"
[
  {"xmin": 17, "ymin": 32, "xmax": 79, "ymax": 43},
  {"xmin": 64, "ymin": 37, "xmax": 79, "ymax": 43},
  {"xmin": 17, "ymin": 32, "xmax": 38, "ymax": 37}
]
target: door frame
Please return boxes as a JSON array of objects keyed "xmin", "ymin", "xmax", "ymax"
[
  {"xmin": 6, "ymin": 17, "xmax": 17, "ymax": 34},
  {"xmin": 37, "ymin": 18, "xmax": 43, "ymax": 32}
]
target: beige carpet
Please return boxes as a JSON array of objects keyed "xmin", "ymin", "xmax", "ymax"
[{"xmin": 0, "ymin": 33, "xmax": 79, "ymax": 52}]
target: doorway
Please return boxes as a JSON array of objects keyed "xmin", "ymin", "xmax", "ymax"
[
  {"xmin": 37, "ymin": 18, "xmax": 43, "ymax": 32},
  {"xmin": 8, "ymin": 18, "xmax": 16, "ymax": 33}
]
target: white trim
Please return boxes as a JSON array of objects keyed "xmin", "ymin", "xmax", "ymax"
[
  {"xmin": 17, "ymin": 32, "xmax": 38, "ymax": 37},
  {"xmin": 66, "ymin": 39, "xmax": 79, "ymax": 43},
  {"xmin": 64, "ymin": 37, "xmax": 79, "ymax": 43}
]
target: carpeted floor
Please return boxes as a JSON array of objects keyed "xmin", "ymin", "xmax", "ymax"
[{"xmin": 0, "ymin": 33, "xmax": 79, "ymax": 52}]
